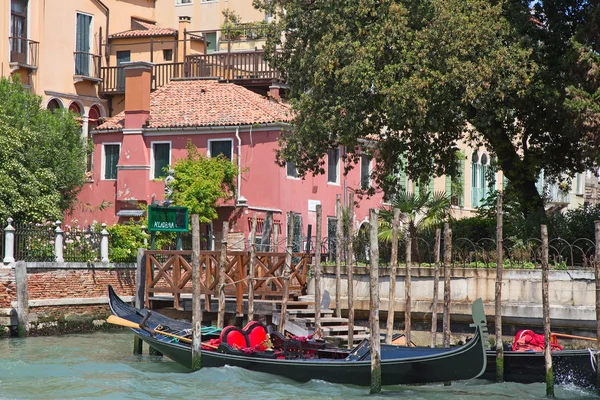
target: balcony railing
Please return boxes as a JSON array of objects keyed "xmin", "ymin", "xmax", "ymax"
[
  {"xmin": 74, "ymin": 52, "xmax": 101, "ymax": 79},
  {"xmin": 100, "ymin": 50, "xmax": 281, "ymax": 94},
  {"xmin": 9, "ymin": 36, "xmax": 39, "ymax": 68}
]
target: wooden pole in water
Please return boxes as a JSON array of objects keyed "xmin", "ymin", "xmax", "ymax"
[
  {"xmin": 541, "ymin": 224, "xmax": 554, "ymax": 397},
  {"xmin": 386, "ymin": 208, "xmax": 400, "ymax": 344},
  {"xmin": 405, "ymin": 229, "xmax": 412, "ymax": 346},
  {"xmin": 279, "ymin": 211, "xmax": 294, "ymax": 333},
  {"xmin": 442, "ymin": 223, "xmax": 452, "ymax": 348},
  {"xmin": 217, "ymin": 221, "xmax": 229, "ymax": 329},
  {"xmin": 347, "ymin": 193, "xmax": 355, "ymax": 348},
  {"xmin": 191, "ymin": 214, "xmax": 202, "ymax": 371},
  {"xmin": 594, "ymin": 220, "xmax": 600, "ymax": 394},
  {"xmin": 134, "ymin": 248, "xmax": 146, "ymax": 354},
  {"xmin": 369, "ymin": 208, "xmax": 381, "ymax": 394},
  {"xmin": 15, "ymin": 261, "xmax": 29, "ymax": 337},
  {"xmin": 335, "ymin": 194, "xmax": 343, "ymax": 318},
  {"xmin": 248, "ymin": 215, "xmax": 258, "ymax": 322},
  {"xmin": 495, "ymin": 193, "xmax": 504, "ymax": 382},
  {"xmin": 431, "ymin": 228, "xmax": 441, "ymax": 348},
  {"xmin": 314, "ymin": 204, "xmax": 323, "ymax": 337}
]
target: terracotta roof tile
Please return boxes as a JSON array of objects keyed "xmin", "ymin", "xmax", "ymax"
[
  {"xmin": 110, "ymin": 21, "xmax": 177, "ymax": 39},
  {"xmin": 97, "ymin": 79, "xmax": 292, "ymax": 130}
]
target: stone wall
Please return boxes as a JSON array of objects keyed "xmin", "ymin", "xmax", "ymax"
[{"xmin": 313, "ymin": 265, "xmax": 597, "ymax": 330}]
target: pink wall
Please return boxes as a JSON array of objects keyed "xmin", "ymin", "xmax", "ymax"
[{"xmin": 70, "ymin": 128, "xmax": 385, "ymax": 240}]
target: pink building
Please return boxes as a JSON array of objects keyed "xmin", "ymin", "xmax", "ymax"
[{"xmin": 74, "ymin": 61, "xmax": 385, "ymax": 249}]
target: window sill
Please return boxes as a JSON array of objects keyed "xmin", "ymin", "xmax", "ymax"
[
  {"xmin": 327, "ymin": 182, "xmax": 340, "ymax": 186},
  {"xmin": 74, "ymin": 75, "xmax": 103, "ymax": 85},
  {"xmin": 286, "ymin": 176, "xmax": 301, "ymax": 180}
]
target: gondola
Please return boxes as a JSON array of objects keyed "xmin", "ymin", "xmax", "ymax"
[
  {"xmin": 482, "ymin": 349, "xmax": 597, "ymax": 388},
  {"xmin": 108, "ymin": 285, "xmax": 489, "ymax": 386}
]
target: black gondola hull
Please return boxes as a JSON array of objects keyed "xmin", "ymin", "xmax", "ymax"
[
  {"xmin": 108, "ymin": 285, "xmax": 489, "ymax": 386},
  {"xmin": 483, "ymin": 350, "xmax": 597, "ymax": 388}
]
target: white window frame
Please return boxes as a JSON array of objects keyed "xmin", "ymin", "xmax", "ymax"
[
  {"xmin": 150, "ymin": 140, "xmax": 172, "ymax": 180},
  {"xmin": 101, "ymin": 142, "xmax": 121, "ymax": 181},
  {"xmin": 207, "ymin": 138, "xmax": 234, "ymax": 160},
  {"xmin": 327, "ymin": 147, "xmax": 340, "ymax": 185}
]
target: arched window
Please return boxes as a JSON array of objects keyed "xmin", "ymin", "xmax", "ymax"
[
  {"xmin": 47, "ymin": 98, "xmax": 62, "ymax": 113},
  {"xmin": 69, "ymin": 102, "xmax": 82, "ymax": 115}
]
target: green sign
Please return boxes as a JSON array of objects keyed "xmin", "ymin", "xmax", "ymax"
[{"xmin": 147, "ymin": 205, "xmax": 189, "ymax": 232}]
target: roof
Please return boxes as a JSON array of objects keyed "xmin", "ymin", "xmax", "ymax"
[
  {"xmin": 110, "ymin": 21, "xmax": 177, "ymax": 39},
  {"xmin": 96, "ymin": 79, "xmax": 293, "ymax": 130}
]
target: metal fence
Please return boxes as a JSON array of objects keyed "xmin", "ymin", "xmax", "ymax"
[
  {"xmin": 14, "ymin": 222, "xmax": 55, "ymax": 262},
  {"xmin": 63, "ymin": 224, "xmax": 101, "ymax": 262}
]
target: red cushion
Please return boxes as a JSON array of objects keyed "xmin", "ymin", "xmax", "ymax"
[
  {"xmin": 244, "ymin": 322, "xmax": 269, "ymax": 351},
  {"xmin": 220, "ymin": 326, "xmax": 249, "ymax": 349}
]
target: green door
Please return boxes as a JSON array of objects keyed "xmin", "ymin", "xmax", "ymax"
[{"xmin": 116, "ymin": 50, "xmax": 130, "ymax": 91}]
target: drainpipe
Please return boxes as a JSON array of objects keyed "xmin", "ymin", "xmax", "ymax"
[
  {"xmin": 235, "ymin": 126, "xmax": 247, "ymax": 206},
  {"xmin": 92, "ymin": 0, "xmax": 110, "ymax": 63}
]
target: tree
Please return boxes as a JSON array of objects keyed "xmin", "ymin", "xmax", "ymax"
[
  {"xmin": 0, "ymin": 77, "xmax": 87, "ymax": 222},
  {"xmin": 171, "ymin": 141, "xmax": 238, "ymax": 223},
  {"xmin": 255, "ymin": 0, "xmax": 600, "ymax": 218}
]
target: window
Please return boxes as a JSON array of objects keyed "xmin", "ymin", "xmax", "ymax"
[
  {"xmin": 470, "ymin": 151, "xmax": 494, "ymax": 208},
  {"xmin": 327, "ymin": 148, "xmax": 339, "ymax": 183},
  {"xmin": 47, "ymin": 98, "xmax": 62, "ymax": 112},
  {"xmin": 176, "ymin": 0, "xmax": 192, "ymax": 4},
  {"xmin": 75, "ymin": 13, "xmax": 93, "ymax": 76},
  {"xmin": 205, "ymin": 32, "xmax": 217, "ymax": 54},
  {"xmin": 152, "ymin": 142, "xmax": 171, "ymax": 179},
  {"xmin": 10, "ymin": 0, "xmax": 28, "ymax": 64},
  {"xmin": 286, "ymin": 161, "xmax": 298, "ymax": 178},
  {"xmin": 208, "ymin": 139, "xmax": 233, "ymax": 160},
  {"xmin": 103, "ymin": 144, "xmax": 120, "ymax": 180},
  {"xmin": 116, "ymin": 50, "xmax": 130, "ymax": 91},
  {"xmin": 162, "ymin": 49, "xmax": 173, "ymax": 61},
  {"xmin": 327, "ymin": 217, "xmax": 337, "ymax": 260},
  {"xmin": 360, "ymin": 154, "xmax": 371, "ymax": 189}
]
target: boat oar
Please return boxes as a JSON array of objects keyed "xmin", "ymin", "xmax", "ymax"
[
  {"xmin": 551, "ymin": 332, "xmax": 597, "ymax": 342},
  {"xmin": 106, "ymin": 315, "xmax": 218, "ymax": 349}
]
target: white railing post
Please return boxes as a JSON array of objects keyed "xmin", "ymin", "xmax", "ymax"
[
  {"xmin": 55, "ymin": 221, "xmax": 64, "ymax": 263},
  {"xmin": 101, "ymin": 223, "xmax": 109, "ymax": 263},
  {"xmin": 3, "ymin": 217, "xmax": 15, "ymax": 263}
]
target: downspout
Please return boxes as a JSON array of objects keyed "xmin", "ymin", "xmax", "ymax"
[
  {"xmin": 235, "ymin": 126, "xmax": 247, "ymax": 205},
  {"xmin": 92, "ymin": 0, "xmax": 110, "ymax": 64}
]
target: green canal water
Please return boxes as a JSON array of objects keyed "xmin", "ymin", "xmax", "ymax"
[{"xmin": 0, "ymin": 331, "xmax": 597, "ymax": 400}]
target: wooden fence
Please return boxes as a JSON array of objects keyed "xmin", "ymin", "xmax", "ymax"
[{"xmin": 144, "ymin": 250, "xmax": 311, "ymax": 313}]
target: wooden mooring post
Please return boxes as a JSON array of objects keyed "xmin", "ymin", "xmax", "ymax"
[
  {"xmin": 248, "ymin": 215, "xmax": 258, "ymax": 322},
  {"xmin": 134, "ymin": 248, "xmax": 146, "ymax": 354},
  {"xmin": 431, "ymin": 228, "xmax": 441, "ymax": 348},
  {"xmin": 442, "ymin": 223, "xmax": 452, "ymax": 348},
  {"xmin": 335, "ymin": 194, "xmax": 343, "ymax": 318},
  {"xmin": 217, "ymin": 222, "xmax": 229, "ymax": 329},
  {"xmin": 279, "ymin": 211, "xmax": 294, "ymax": 333},
  {"xmin": 347, "ymin": 193, "xmax": 355, "ymax": 348},
  {"xmin": 495, "ymin": 193, "xmax": 504, "ymax": 382},
  {"xmin": 314, "ymin": 205, "xmax": 323, "ymax": 337},
  {"xmin": 369, "ymin": 208, "xmax": 381, "ymax": 394},
  {"xmin": 405, "ymin": 230, "xmax": 412, "ymax": 346},
  {"xmin": 386, "ymin": 208, "xmax": 400, "ymax": 344},
  {"xmin": 594, "ymin": 220, "xmax": 600, "ymax": 393},
  {"xmin": 15, "ymin": 261, "xmax": 29, "ymax": 337},
  {"xmin": 541, "ymin": 224, "xmax": 554, "ymax": 397},
  {"xmin": 191, "ymin": 214, "xmax": 202, "ymax": 371}
]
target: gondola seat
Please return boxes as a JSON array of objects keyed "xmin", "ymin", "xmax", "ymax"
[
  {"xmin": 243, "ymin": 321, "xmax": 270, "ymax": 351},
  {"xmin": 220, "ymin": 326, "xmax": 249, "ymax": 350}
]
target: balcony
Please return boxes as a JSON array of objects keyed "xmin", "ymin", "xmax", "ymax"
[
  {"xmin": 9, "ymin": 37, "xmax": 39, "ymax": 72},
  {"xmin": 100, "ymin": 49, "xmax": 281, "ymax": 95},
  {"xmin": 73, "ymin": 52, "xmax": 102, "ymax": 84}
]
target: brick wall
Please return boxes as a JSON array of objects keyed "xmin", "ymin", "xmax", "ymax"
[{"xmin": 0, "ymin": 267, "xmax": 15, "ymax": 308}]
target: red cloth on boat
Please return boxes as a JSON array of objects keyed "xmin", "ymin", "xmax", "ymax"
[{"xmin": 512, "ymin": 330, "xmax": 563, "ymax": 352}]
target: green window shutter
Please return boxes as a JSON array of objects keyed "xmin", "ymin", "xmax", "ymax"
[
  {"xmin": 459, "ymin": 157, "xmax": 466, "ymax": 206},
  {"xmin": 104, "ymin": 144, "xmax": 120, "ymax": 180},
  {"xmin": 428, "ymin": 178, "xmax": 435, "ymax": 199},
  {"xmin": 399, "ymin": 155, "xmax": 407, "ymax": 193},
  {"xmin": 153, "ymin": 143, "xmax": 170, "ymax": 179},
  {"xmin": 445, "ymin": 175, "xmax": 452, "ymax": 198}
]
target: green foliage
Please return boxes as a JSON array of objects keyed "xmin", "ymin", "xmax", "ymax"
[
  {"xmin": 106, "ymin": 223, "xmax": 148, "ymax": 262},
  {"xmin": 0, "ymin": 77, "xmax": 87, "ymax": 222},
  {"xmin": 171, "ymin": 141, "xmax": 238, "ymax": 223},
  {"xmin": 221, "ymin": 9, "xmax": 244, "ymax": 40},
  {"xmin": 256, "ymin": 0, "xmax": 600, "ymax": 218}
]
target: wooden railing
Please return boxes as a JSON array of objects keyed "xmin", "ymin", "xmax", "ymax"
[
  {"xmin": 100, "ymin": 50, "xmax": 280, "ymax": 94},
  {"xmin": 9, "ymin": 37, "xmax": 39, "ymax": 67},
  {"xmin": 144, "ymin": 250, "xmax": 311, "ymax": 312},
  {"xmin": 74, "ymin": 52, "xmax": 101, "ymax": 79}
]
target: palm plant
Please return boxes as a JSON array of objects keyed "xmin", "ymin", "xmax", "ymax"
[{"xmin": 379, "ymin": 190, "xmax": 451, "ymax": 262}]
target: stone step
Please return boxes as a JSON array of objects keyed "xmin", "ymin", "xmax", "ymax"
[
  {"xmin": 286, "ymin": 308, "xmax": 333, "ymax": 315},
  {"xmin": 318, "ymin": 325, "xmax": 367, "ymax": 333}
]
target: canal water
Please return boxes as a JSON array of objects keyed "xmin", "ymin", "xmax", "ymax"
[{"xmin": 0, "ymin": 331, "xmax": 597, "ymax": 400}]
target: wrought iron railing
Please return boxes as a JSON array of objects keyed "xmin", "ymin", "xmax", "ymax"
[
  {"xmin": 9, "ymin": 37, "xmax": 39, "ymax": 67},
  {"xmin": 74, "ymin": 52, "xmax": 101, "ymax": 79},
  {"xmin": 14, "ymin": 222, "xmax": 55, "ymax": 262},
  {"xmin": 63, "ymin": 224, "xmax": 101, "ymax": 262}
]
